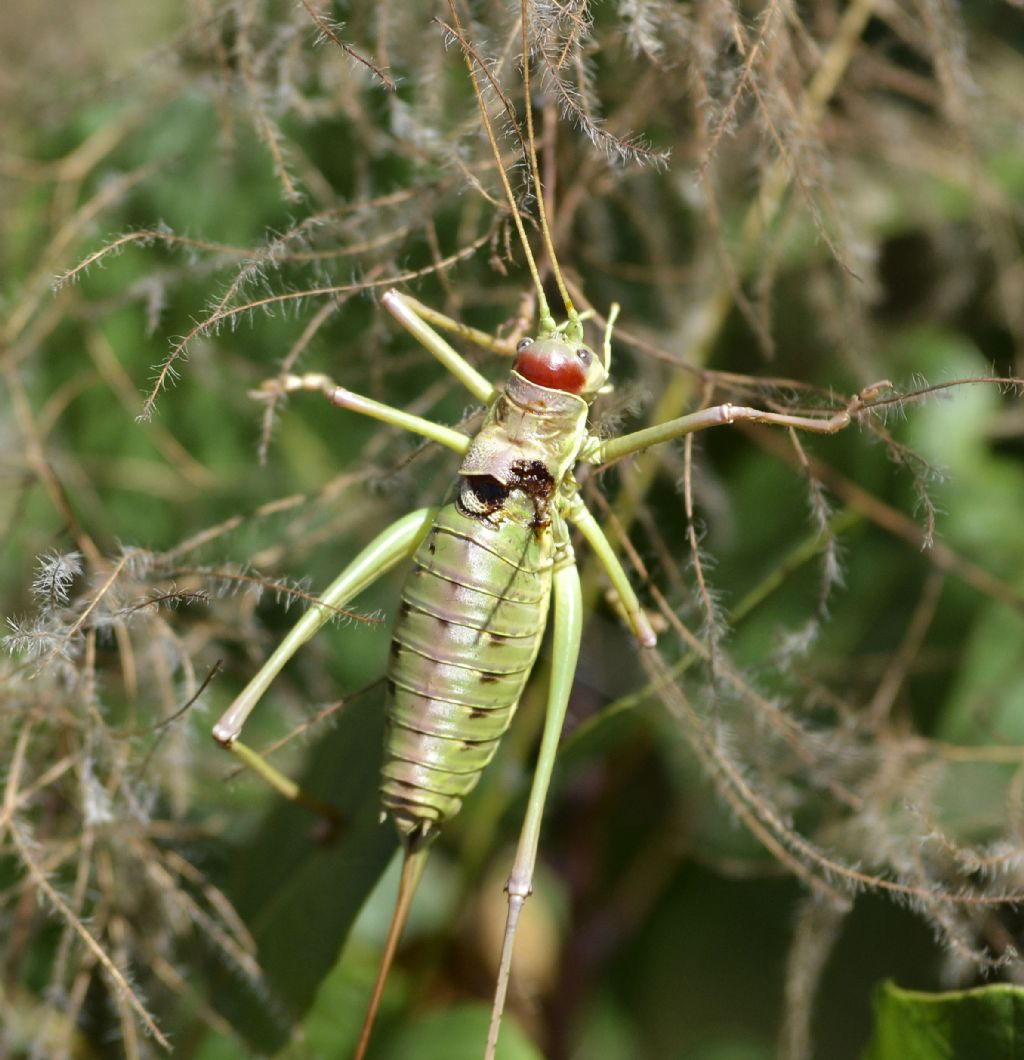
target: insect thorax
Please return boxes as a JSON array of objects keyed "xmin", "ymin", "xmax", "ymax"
[
  {"xmin": 460, "ymin": 372, "xmax": 590, "ymax": 483},
  {"xmin": 456, "ymin": 372, "xmax": 589, "ymax": 530}
]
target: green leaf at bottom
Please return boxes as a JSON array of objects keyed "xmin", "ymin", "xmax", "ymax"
[{"xmin": 864, "ymin": 980, "xmax": 1024, "ymax": 1060}]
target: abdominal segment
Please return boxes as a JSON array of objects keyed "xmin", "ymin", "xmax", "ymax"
[{"xmin": 380, "ymin": 503, "xmax": 552, "ymax": 837}]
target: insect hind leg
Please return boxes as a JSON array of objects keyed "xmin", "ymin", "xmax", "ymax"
[
  {"xmin": 211, "ymin": 508, "xmax": 437, "ymax": 822},
  {"xmin": 485, "ymin": 555, "xmax": 583, "ymax": 1060}
]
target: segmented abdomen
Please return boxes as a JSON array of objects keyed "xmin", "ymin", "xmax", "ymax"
[{"xmin": 382, "ymin": 502, "xmax": 552, "ymax": 838}]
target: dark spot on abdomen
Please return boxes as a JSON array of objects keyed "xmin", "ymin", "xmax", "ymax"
[{"xmin": 457, "ymin": 475, "xmax": 509, "ymax": 519}]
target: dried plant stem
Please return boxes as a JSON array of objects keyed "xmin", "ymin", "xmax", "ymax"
[
  {"xmin": 2, "ymin": 723, "xmax": 169, "ymax": 1049},
  {"xmin": 139, "ymin": 225, "xmax": 497, "ymax": 419},
  {"xmin": 778, "ymin": 896, "xmax": 849, "ymax": 1060},
  {"xmin": 747, "ymin": 424, "xmax": 1024, "ymax": 612},
  {"xmin": 611, "ymin": 0, "xmax": 880, "ymax": 540}
]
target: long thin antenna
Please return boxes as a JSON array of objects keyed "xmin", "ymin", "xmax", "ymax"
[
  {"xmin": 445, "ymin": 0, "xmax": 556, "ymax": 336},
  {"xmin": 519, "ymin": 0, "xmax": 580, "ymax": 339}
]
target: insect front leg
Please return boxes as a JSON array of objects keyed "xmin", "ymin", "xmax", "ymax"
[
  {"xmin": 212, "ymin": 508, "xmax": 436, "ymax": 816},
  {"xmin": 485, "ymin": 555, "xmax": 583, "ymax": 1060},
  {"xmin": 380, "ymin": 288, "xmax": 496, "ymax": 404},
  {"xmin": 384, "ymin": 290, "xmax": 524, "ymax": 358}
]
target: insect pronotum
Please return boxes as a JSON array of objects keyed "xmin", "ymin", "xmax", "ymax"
[{"xmin": 211, "ymin": 5, "xmax": 887, "ymax": 1057}]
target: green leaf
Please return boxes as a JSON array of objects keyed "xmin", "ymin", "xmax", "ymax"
[{"xmin": 864, "ymin": 980, "xmax": 1024, "ymax": 1060}]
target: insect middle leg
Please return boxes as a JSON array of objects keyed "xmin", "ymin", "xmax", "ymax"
[
  {"xmin": 583, "ymin": 382, "xmax": 891, "ymax": 465},
  {"xmin": 253, "ymin": 371, "xmax": 471, "ymax": 455},
  {"xmin": 568, "ymin": 495, "xmax": 657, "ymax": 648}
]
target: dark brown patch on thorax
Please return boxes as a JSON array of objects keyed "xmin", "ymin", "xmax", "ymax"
[{"xmin": 507, "ymin": 460, "xmax": 555, "ymax": 530}]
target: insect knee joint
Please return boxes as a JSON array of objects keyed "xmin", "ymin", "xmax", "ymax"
[
  {"xmin": 505, "ymin": 875, "xmax": 533, "ymax": 900},
  {"xmin": 211, "ymin": 722, "xmax": 238, "ymax": 746}
]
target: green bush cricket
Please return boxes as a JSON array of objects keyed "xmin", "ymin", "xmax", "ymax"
[{"xmin": 212, "ymin": 6, "xmax": 896, "ymax": 1057}]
